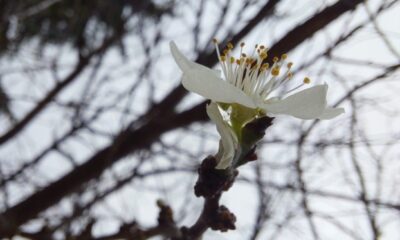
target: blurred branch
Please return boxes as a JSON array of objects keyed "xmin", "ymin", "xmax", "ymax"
[
  {"xmin": 0, "ymin": 0, "xmax": 370, "ymax": 236},
  {"xmin": 0, "ymin": 102, "xmax": 208, "ymax": 236},
  {"xmin": 2, "ymin": 0, "xmax": 390, "ymax": 238},
  {"xmin": 13, "ymin": 0, "xmax": 63, "ymax": 20},
  {"xmin": 249, "ymin": 161, "xmax": 270, "ymax": 240},
  {"xmin": 349, "ymin": 96, "xmax": 380, "ymax": 240},
  {"xmin": 0, "ymin": 32, "xmax": 122, "ymax": 145},
  {"xmin": 0, "ymin": 56, "xmax": 89, "ymax": 145},
  {"xmin": 295, "ymin": 137, "xmax": 320, "ymax": 240},
  {"xmin": 363, "ymin": 0, "xmax": 400, "ymax": 60}
]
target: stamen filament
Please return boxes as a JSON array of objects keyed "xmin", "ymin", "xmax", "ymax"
[{"xmin": 212, "ymin": 39, "xmax": 308, "ymax": 104}]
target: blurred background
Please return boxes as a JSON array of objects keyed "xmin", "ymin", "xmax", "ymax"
[{"xmin": 0, "ymin": 0, "xmax": 399, "ymax": 239}]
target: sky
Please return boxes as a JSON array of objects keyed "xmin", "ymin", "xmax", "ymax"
[{"xmin": 2, "ymin": 0, "xmax": 400, "ymax": 239}]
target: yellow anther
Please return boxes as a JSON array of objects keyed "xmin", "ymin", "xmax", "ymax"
[
  {"xmin": 262, "ymin": 63, "xmax": 269, "ymax": 69},
  {"xmin": 287, "ymin": 72, "xmax": 293, "ymax": 79},
  {"xmin": 236, "ymin": 59, "xmax": 241, "ymax": 65},
  {"xmin": 273, "ymin": 56, "xmax": 279, "ymax": 62},
  {"xmin": 223, "ymin": 49, "xmax": 229, "ymax": 55},
  {"xmin": 303, "ymin": 77, "xmax": 311, "ymax": 84},
  {"xmin": 220, "ymin": 55, "xmax": 226, "ymax": 61},
  {"xmin": 227, "ymin": 42, "xmax": 234, "ymax": 49},
  {"xmin": 241, "ymin": 53, "xmax": 247, "ymax": 58},
  {"xmin": 281, "ymin": 53, "xmax": 288, "ymax": 60},
  {"xmin": 212, "ymin": 38, "xmax": 218, "ymax": 44},
  {"xmin": 259, "ymin": 51, "xmax": 267, "ymax": 59},
  {"xmin": 240, "ymin": 42, "xmax": 245, "ymax": 47},
  {"xmin": 287, "ymin": 62, "xmax": 293, "ymax": 68},
  {"xmin": 259, "ymin": 45, "xmax": 265, "ymax": 49},
  {"xmin": 230, "ymin": 56, "xmax": 235, "ymax": 63},
  {"xmin": 271, "ymin": 67, "xmax": 280, "ymax": 76}
]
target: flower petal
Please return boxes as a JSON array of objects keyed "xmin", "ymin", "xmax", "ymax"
[
  {"xmin": 262, "ymin": 85, "xmax": 328, "ymax": 119},
  {"xmin": 318, "ymin": 107, "xmax": 345, "ymax": 119},
  {"xmin": 170, "ymin": 41, "xmax": 202, "ymax": 72},
  {"xmin": 206, "ymin": 102, "xmax": 238, "ymax": 169},
  {"xmin": 170, "ymin": 41, "xmax": 255, "ymax": 108}
]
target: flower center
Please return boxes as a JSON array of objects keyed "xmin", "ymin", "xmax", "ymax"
[{"xmin": 212, "ymin": 39, "xmax": 310, "ymax": 104}]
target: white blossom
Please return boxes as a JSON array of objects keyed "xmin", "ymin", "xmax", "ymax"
[{"xmin": 170, "ymin": 41, "xmax": 344, "ymax": 120}]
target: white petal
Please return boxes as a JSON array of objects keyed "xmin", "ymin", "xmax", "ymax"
[
  {"xmin": 170, "ymin": 41, "xmax": 255, "ymax": 108},
  {"xmin": 170, "ymin": 41, "xmax": 202, "ymax": 72},
  {"xmin": 206, "ymin": 102, "xmax": 238, "ymax": 169},
  {"xmin": 262, "ymin": 85, "xmax": 328, "ymax": 119},
  {"xmin": 318, "ymin": 107, "xmax": 345, "ymax": 119}
]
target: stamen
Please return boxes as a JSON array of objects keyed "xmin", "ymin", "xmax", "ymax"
[
  {"xmin": 271, "ymin": 67, "xmax": 280, "ymax": 76},
  {"xmin": 259, "ymin": 51, "xmax": 267, "ymax": 59},
  {"xmin": 239, "ymin": 42, "xmax": 245, "ymax": 58},
  {"xmin": 212, "ymin": 40, "xmax": 311, "ymax": 104},
  {"xmin": 285, "ymin": 83, "xmax": 304, "ymax": 95},
  {"xmin": 213, "ymin": 38, "xmax": 229, "ymax": 84}
]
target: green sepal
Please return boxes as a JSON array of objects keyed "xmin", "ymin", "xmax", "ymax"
[
  {"xmin": 229, "ymin": 103, "xmax": 260, "ymax": 140},
  {"xmin": 213, "ymin": 102, "xmax": 273, "ymax": 169}
]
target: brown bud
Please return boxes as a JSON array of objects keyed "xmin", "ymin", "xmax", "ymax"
[
  {"xmin": 209, "ymin": 205, "xmax": 236, "ymax": 232},
  {"xmin": 194, "ymin": 156, "xmax": 237, "ymax": 198}
]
